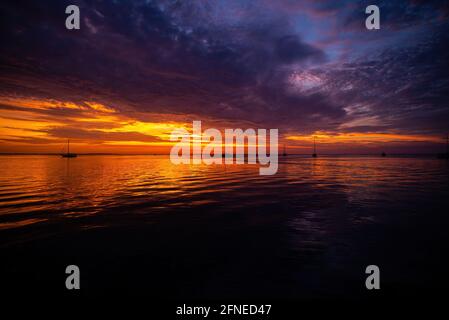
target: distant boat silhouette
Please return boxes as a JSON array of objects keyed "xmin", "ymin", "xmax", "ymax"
[
  {"xmin": 61, "ymin": 139, "xmax": 77, "ymax": 158},
  {"xmin": 282, "ymin": 144, "xmax": 287, "ymax": 156},
  {"xmin": 312, "ymin": 136, "xmax": 317, "ymax": 158},
  {"xmin": 437, "ymin": 133, "xmax": 449, "ymax": 159},
  {"xmin": 381, "ymin": 152, "xmax": 386, "ymax": 157}
]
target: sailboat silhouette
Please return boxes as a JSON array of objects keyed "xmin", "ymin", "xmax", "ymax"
[
  {"xmin": 282, "ymin": 144, "xmax": 287, "ymax": 156},
  {"xmin": 61, "ymin": 139, "xmax": 77, "ymax": 158},
  {"xmin": 312, "ymin": 136, "xmax": 317, "ymax": 158},
  {"xmin": 437, "ymin": 133, "xmax": 448, "ymax": 159}
]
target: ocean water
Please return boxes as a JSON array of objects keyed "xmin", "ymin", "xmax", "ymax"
[{"xmin": 1, "ymin": 155, "xmax": 448, "ymax": 299}]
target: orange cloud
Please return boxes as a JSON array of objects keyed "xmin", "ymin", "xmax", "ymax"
[
  {"xmin": 0, "ymin": 97, "xmax": 189, "ymax": 153},
  {"xmin": 286, "ymin": 131, "xmax": 442, "ymax": 144},
  {"xmin": 0, "ymin": 97, "xmax": 445, "ymax": 154}
]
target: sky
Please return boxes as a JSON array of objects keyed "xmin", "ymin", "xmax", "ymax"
[{"xmin": 1, "ymin": 0, "xmax": 449, "ymax": 154}]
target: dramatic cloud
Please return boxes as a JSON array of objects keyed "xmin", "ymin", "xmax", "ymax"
[{"xmin": 0, "ymin": 0, "xmax": 448, "ymax": 153}]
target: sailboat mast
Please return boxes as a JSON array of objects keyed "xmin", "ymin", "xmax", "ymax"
[
  {"xmin": 68, "ymin": 139, "xmax": 70, "ymax": 155},
  {"xmin": 313, "ymin": 136, "xmax": 316, "ymax": 154}
]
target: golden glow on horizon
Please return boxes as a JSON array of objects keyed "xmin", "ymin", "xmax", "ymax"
[
  {"xmin": 0, "ymin": 96, "xmax": 444, "ymax": 153},
  {"xmin": 100, "ymin": 121, "xmax": 190, "ymax": 141},
  {"xmin": 286, "ymin": 132, "xmax": 442, "ymax": 144},
  {"xmin": 0, "ymin": 97, "xmax": 189, "ymax": 151}
]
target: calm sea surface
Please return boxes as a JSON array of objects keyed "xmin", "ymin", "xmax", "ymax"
[{"xmin": 1, "ymin": 155, "xmax": 448, "ymax": 299}]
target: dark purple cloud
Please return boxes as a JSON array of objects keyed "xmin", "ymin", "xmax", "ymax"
[{"xmin": 0, "ymin": 0, "xmax": 448, "ymax": 140}]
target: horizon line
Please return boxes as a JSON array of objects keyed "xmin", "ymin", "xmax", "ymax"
[{"xmin": 0, "ymin": 152, "xmax": 445, "ymax": 156}]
